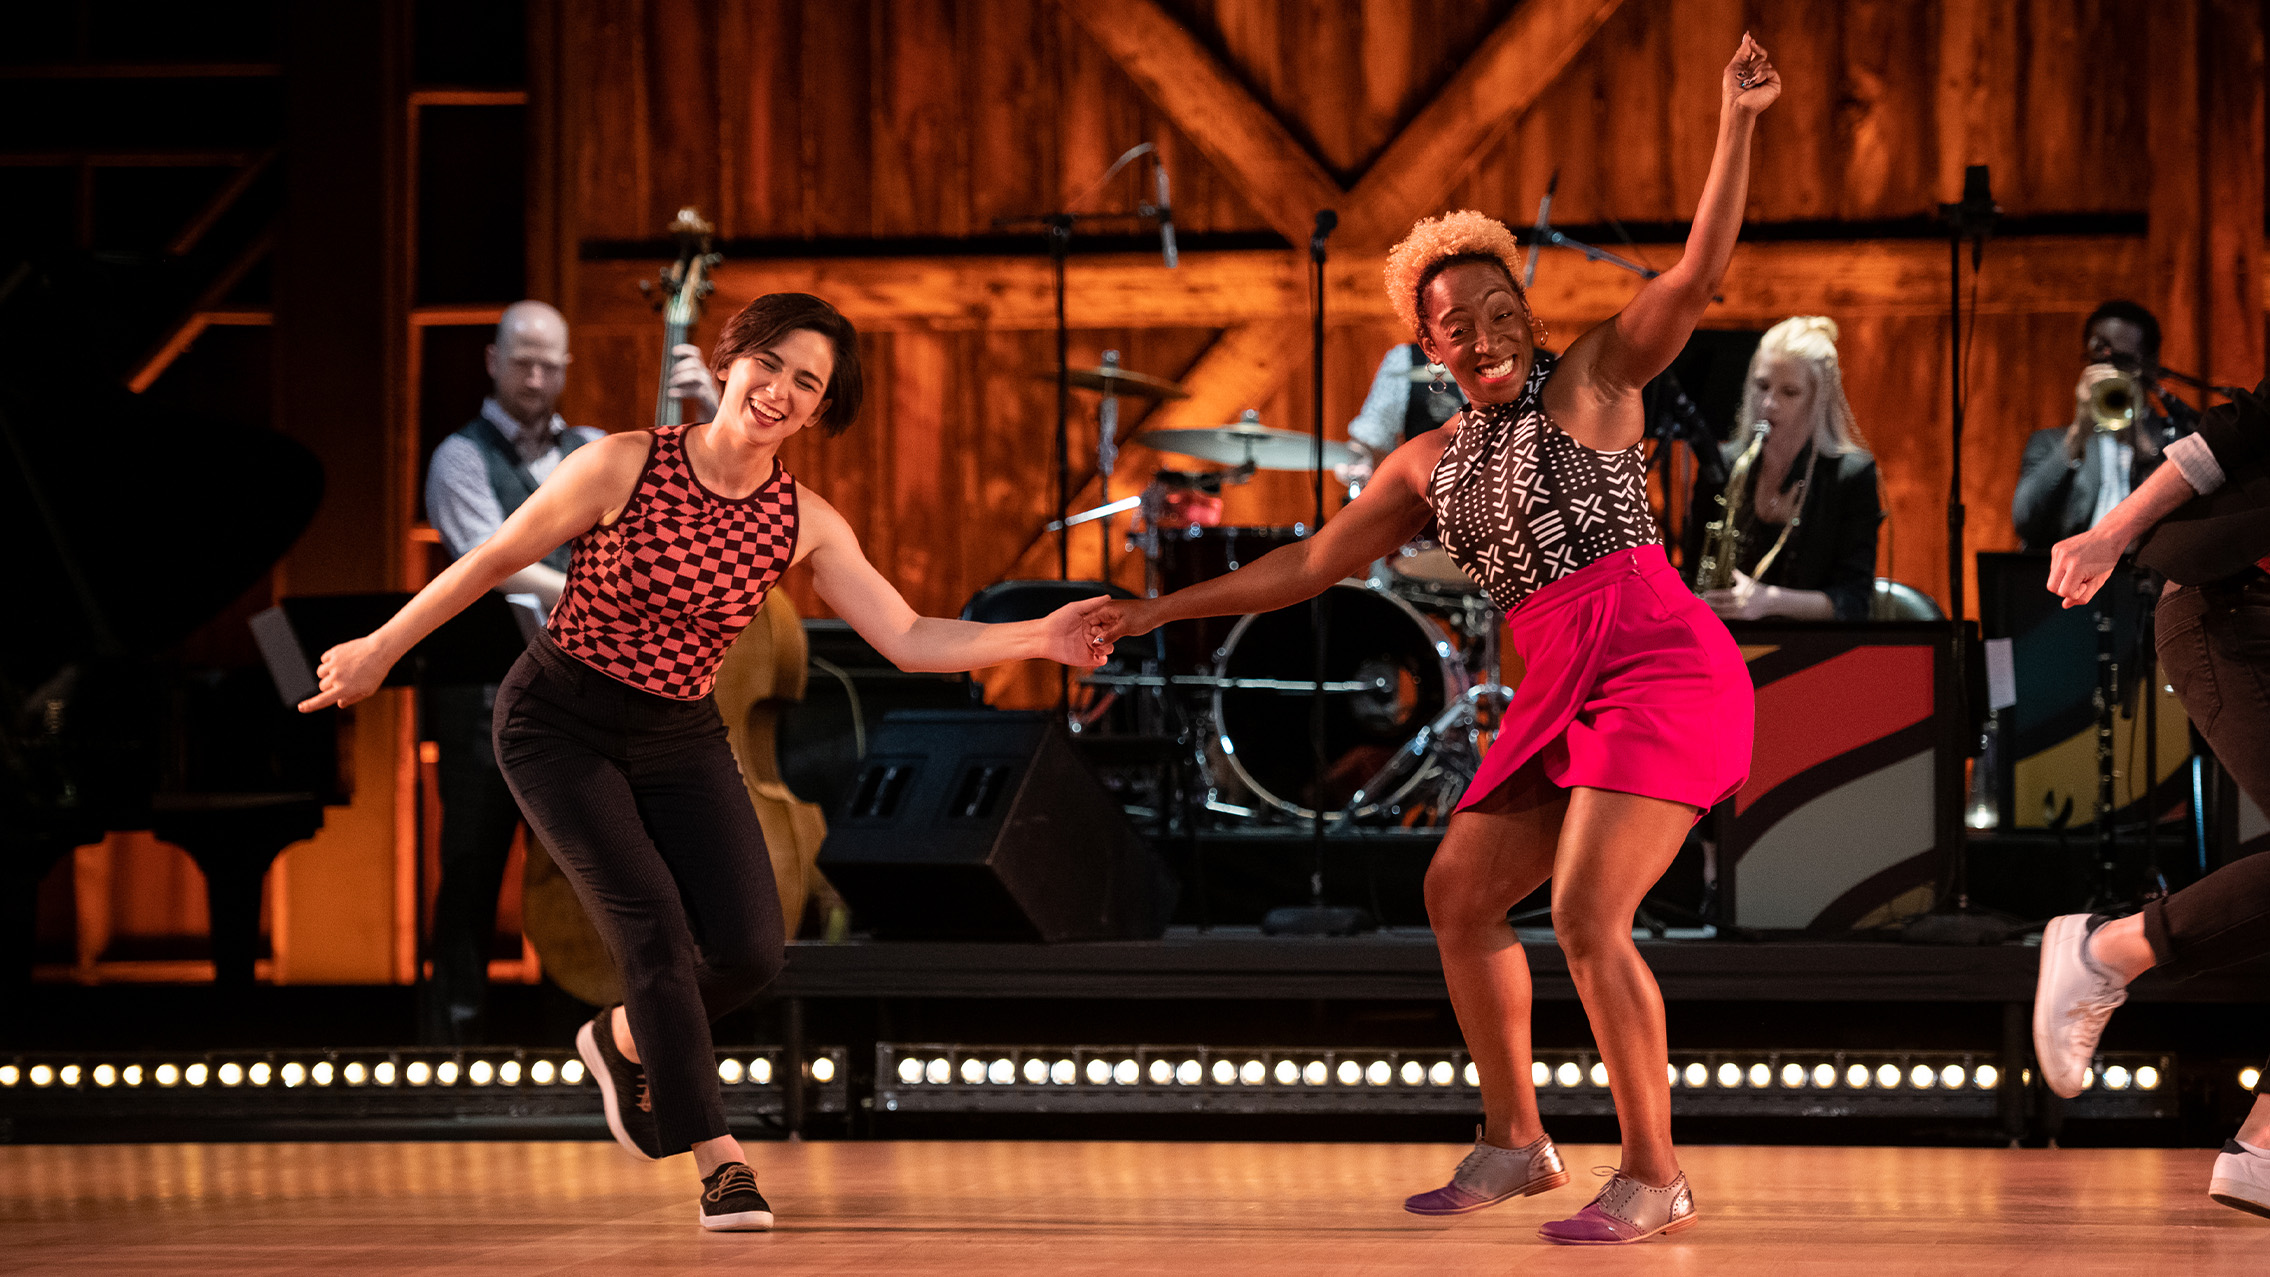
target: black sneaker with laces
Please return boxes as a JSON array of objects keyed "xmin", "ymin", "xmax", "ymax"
[
  {"xmin": 576, "ymin": 1006, "xmax": 663, "ymax": 1160},
  {"xmin": 698, "ymin": 1161, "xmax": 774, "ymax": 1231}
]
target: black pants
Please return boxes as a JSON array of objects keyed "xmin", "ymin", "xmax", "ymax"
[
  {"xmin": 2142, "ymin": 572, "xmax": 2270, "ymax": 1095},
  {"xmin": 493, "ymin": 631, "xmax": 786, "ymax": 1150},
  {"xmin": 424, "ymin": 682, "xmax": 524, "ymax": 1043}
]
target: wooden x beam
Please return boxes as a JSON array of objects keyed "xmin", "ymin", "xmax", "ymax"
[{"xmin": 999, "ymin": 0, "xmax": 1624, "ymax": 585}]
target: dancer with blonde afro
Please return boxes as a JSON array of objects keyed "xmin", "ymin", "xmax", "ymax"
[{"xmin": 1096, "ymin": 34, "xmax": 1781, "ymax": 1245}]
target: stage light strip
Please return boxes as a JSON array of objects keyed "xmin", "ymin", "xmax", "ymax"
[
  {"xmin": 0, "ymin": 1047, "xmax": 850, "ymax": 1121},
  {"xmin": 872, "ymin": 1045, "xmax": 2177, "ymax": 1119}
]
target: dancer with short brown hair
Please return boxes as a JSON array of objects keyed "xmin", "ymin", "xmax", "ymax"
[{"xmin": 302, "ymin": 292, "xmax": 1111, "ymax": 1231}]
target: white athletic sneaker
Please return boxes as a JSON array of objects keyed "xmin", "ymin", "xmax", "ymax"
[
  {"xmin": 2033, "ymin": 913, "xmax": 2128, "ymax": 1099},
  {"xmin": 2210, "ymin": 1140, "xmax": 2270, "ymax": 1220}
]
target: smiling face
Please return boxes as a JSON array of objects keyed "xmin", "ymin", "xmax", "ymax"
[
  {"xmin": 1750, "ymin": 353, "xmax": 1817, "ymax": 437},
  {"xmin": 715, "ymin": 328, "xmax": 836, "ymax": 444},
  {"xmin": 1417, "ymin": 259, "xmax": 1534, "ymax": 406}
]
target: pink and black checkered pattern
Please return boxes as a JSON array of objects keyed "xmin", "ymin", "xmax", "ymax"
[{"xmin": 549, "ymin": 424, "xmax": 798, "ymax": 700}]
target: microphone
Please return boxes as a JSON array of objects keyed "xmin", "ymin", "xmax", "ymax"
[
  {"xmin": 1523, "ymin": 169, "xmax": 1559, "ymax": 289},
  {"xmin": 1154, "ymin": 160, "xmax": 1178, "ymax": 269},
  {"xmin": 1311, "ymin": 208, "xmax": 1337, "ymax": 262}
]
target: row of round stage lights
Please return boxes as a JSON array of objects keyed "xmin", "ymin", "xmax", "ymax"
[
  {"xmin": 0, "ymin": 1055, "xmax": 833, "ymax": 1090},
  {"xmin": 888, "ymin": 1055, "xmax": 2178, "ymax": 1093},
  {"xmin": 899, "ymin": 1055, "xmax": 1486, "ymax": 1089}
]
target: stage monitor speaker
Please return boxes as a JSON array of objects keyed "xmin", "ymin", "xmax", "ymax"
[
  {"xmin": 815, "ymin": 710, "xmax": 1173, "ymax": 941},
  {"xmin": 1715, "ymin": 622, "xmax": 1964, "ymax": 931}
]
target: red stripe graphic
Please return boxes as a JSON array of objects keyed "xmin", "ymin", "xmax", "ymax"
[{"xmin": 1735, "ymin": 646, "xmax": 1934, "ymax": 816}]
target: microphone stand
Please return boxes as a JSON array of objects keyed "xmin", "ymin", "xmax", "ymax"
[
  {"xmin": 1262, "ymin": 209, "xmax": 1371, "ymax": 938},
  {"xmin": 1905, "ymin": 164, "xmax": 2017, "ymax": 946}
]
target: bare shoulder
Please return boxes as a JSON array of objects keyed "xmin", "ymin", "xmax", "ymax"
[
  {"xmin": 1381, "ymin": 417, "xmax": 1456, "ymax": 486},
  {"xmin": 573, "ymin": 427, "xmax": 657, "ymax": 481},
  {"xmin": 552, "ymin": 429, "xmax": 659, "ymax": 526},
  {"xmin": 1539, "ymin": 332, "xmax": 1645, "ymax": 450},
  {"xmin": 788, "ymin": 479, "xmax": 851, "ymax": 566}
]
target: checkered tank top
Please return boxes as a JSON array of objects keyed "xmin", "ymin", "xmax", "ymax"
[
  {"xmin": 548, "ymin": 423, "xmax": 799, "ymax": 699},
  {"xmin": 1426, "ymin": 353, "xmax": 1658, "ymax": 613}
]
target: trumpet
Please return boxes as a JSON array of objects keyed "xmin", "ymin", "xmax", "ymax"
[{"xmin": 2088, "ymin": 371, "xmax": 2140, "ymax": 433}]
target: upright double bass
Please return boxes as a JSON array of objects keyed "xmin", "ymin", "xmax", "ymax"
[{"xmin": 648, "ymin": 205, "xmax": 721, "ymax": 428}]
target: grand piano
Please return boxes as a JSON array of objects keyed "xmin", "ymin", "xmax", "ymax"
[{"xmin": 1, "ymin": 250, "xmax": 334, "ymax": 986}]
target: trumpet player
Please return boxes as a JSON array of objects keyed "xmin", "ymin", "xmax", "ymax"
[{"xmin": 2013, "ymin": 301, "xmax": 2192, "ymax": 551}]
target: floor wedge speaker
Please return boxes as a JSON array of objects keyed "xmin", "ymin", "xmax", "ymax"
[{"xmin": 816, "ymin": 710, "xmax": 1173, "ymax": 941}]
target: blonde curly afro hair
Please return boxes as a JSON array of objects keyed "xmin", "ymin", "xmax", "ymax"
[{"xmin": 1383, "ymin": 209, "xmax": 1548, "ymax": 347}]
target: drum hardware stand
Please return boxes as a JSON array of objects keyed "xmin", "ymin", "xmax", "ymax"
[
  {"xmin": 2083, "ymin": 560, "xmax": 2177, "ymax": 912},
  {"xmin": 998, "ymin": 143, "xmax": 1176, "ymax": 713},
  {"xmin": 1095, "ymin": 351, "xmax": 1124, "ymax": 581},
  {"xmin": 1265, "ymin": 208, "xmax": 1369, "ymax": 937}
]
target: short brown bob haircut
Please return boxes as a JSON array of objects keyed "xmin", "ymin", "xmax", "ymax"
[{"xmin": 707, "ymin": 292, "xmax": 865, "ymax": 435}]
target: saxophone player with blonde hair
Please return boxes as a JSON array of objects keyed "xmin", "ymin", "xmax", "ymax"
[{"xmin": 1691, "ymin": 315, "xmax": 1884, "ymax": 621}]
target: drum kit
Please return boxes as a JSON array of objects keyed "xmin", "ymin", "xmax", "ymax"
[{"xmin": 1043, "ymin": 355, "xmax": 1511, "ymax": 830}]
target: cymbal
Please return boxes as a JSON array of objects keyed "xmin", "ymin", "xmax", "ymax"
[
  {"xmin": 1136, "ymin": 422, "xmax": 1356, "ymax": 471},
  {"xmin": 1037, "ymin": 364, "xmax": 1191, "ymax": 399}
]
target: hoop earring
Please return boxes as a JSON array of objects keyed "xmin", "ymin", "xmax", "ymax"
[{"xmin": 1428, "ymin": 362, "xmax": 1450, "ymax": 395}]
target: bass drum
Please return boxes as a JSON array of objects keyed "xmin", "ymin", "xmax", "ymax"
[
  {"xmin": 1155, "ymin": 524, "xmax": 1307, "ymax": 666},
  {"xmin": 1210, "ymin": 581, "xmax": 1464, "ymax": 820}
]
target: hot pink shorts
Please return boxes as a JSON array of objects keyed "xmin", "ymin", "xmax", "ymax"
[{"xmin": 1459, "ymin": 544, "xmax": 1754, "ymax": 816}]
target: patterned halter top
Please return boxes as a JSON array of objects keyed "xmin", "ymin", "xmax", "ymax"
[
  {"xmin": 548, "ymin": 423, "xmax": 799, "ymax": 699},
  {"xmin": 1426, "ymin": 352, "xmax": 1658, "ymax": 613}
]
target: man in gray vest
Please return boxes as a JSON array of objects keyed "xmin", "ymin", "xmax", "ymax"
[{"xmin": 419, "ymin": 300, "xmax": 602, "ymax": 1042}]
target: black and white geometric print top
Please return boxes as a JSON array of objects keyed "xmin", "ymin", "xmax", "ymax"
[{"xmin": 1425, "ymin": 352, "xmax": 1659, "ymax": 613}]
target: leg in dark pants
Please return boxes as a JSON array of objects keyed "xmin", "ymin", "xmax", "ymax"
[
  {"xmin": 424, "ymin": 682, "xmax": 526, "ymax": 1044},
  {"xmin": 2143, "ymin": 575, "xmax": 2270, "ymax": 1093},
  {"xmin": 495, "ymin": 639, "xmax": 786, "ymax": 1153}
]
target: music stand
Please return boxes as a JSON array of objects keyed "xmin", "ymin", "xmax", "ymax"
[{"xmin": 250, "ymin": 591, "xmax": 539, "ymax": 1003}]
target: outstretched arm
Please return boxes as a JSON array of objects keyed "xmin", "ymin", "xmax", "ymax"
[
  {"xmin": 798, "ymin": 489, "xmax": 1110, "ymax": 671},
  {"xmin": 1563, "ymin": 35, "xmax": 1779, "ymax": 409},
  {"xmin": 2047, "ymin": 460, "xmax": 2199, "ymax": 606},
  {"xmin": 299, "ymin": 431, "xmax": 650, "ymax": 711},
  {"xmin": 1098, "ymin": 439, "xmax": 1439, "ymax": 640}
]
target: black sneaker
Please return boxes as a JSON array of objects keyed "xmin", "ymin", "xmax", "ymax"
[
  {"xmin": 576, "ymin": 1006, "xmax": 662, "ymax": 1160},
  {"xmin": 698, "ymin": 1161, "xmax": 774, "ymax": 1231}
]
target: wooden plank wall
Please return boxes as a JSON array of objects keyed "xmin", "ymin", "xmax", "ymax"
[{"xmin": 544, "ymin": 0, "xmax": 2265, "ymax": 623}]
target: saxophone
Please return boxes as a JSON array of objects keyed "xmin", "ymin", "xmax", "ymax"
[{"xmin": 1695, "ymin": 423, "xmax": 1769, "ymax": 593}]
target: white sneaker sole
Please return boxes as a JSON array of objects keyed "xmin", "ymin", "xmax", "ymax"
[
  {"xmin": 2211, "ymin": 1178, "xmax": 2270, "ymax": 1220},
  {"xmin": 2033, "ymin": 914, "xmax": 2104, "ymax": 1099},
  {"xmin": 576, "ymin": 1020, "xmax": 658, "ymax": 1162},
  {"xmin": 699, "ymin": 1207, "xmax": 775, "ymax": 1231}
]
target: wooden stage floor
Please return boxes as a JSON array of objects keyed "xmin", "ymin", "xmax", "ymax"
[{"xmin": 2, "ymin": 1140, "xmax": 2260, "ymax": 1274}]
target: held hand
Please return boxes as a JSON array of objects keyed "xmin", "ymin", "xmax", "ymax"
[
  {"xmin": 667, "ymin": 344, "xmax": 721, "ymax": 420},
  {"xmin": 1037, "ymin": 595, "xmax": 1120, "ymax": 670},
  {"xmin": 298, "ymin": 635, "xmax": 392, "ymax": 712},
  {"xmin": 2047, "ymin": 528, "xmax": 2124, "ymax": 608},
  {"xmin": 1093, "ymin": 598, "xmax": 1164, "ymax": 646},
  {"xmin": 1723, "ymin": 32, "xmax": 1781, "ymax": 115},
  {"xmin": 1702, "ymin": 570, "xmax": 1776, "ymax": 620}
]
